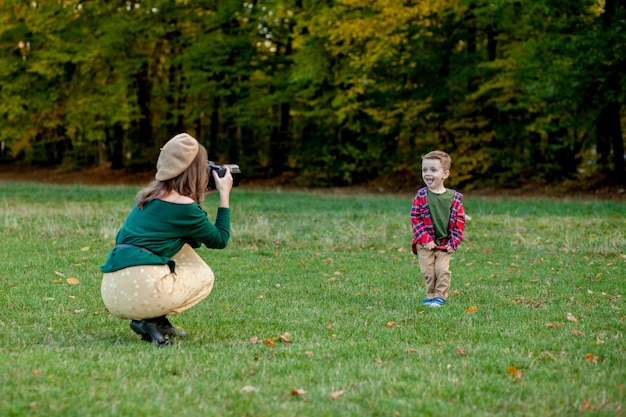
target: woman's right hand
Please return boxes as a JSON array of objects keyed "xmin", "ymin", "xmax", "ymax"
[{"xmin": 213, "ymin": 167, "xmax": 233, "ymax": 207}]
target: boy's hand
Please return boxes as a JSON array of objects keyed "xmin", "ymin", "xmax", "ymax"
[{"xmin": 423, "ymin": 242, "xmax": 435, "ymax": 250}]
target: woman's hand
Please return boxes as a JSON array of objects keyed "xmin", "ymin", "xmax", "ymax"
[{"xmin": 213, "ymin": 166, "xmax": 233, "ymax": 208}]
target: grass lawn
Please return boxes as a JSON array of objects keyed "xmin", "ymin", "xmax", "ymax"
[{"xmin": 0, "ymin": 181, "xmax": 624, "ymax": 416}]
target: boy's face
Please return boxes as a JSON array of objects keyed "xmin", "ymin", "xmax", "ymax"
[{"xmin": 422, "ymin": 158, "xmax": 450, "ymax": 192}]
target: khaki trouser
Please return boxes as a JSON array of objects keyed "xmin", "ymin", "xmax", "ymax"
[
  {"xmin": 101, "ymin": 244, "xmax": 214, "ymax": 320},
  {"xmin": 416, "ymin": 247, "xmax": 452, "ymax": 300}
]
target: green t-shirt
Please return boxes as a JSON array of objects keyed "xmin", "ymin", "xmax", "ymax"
[
  {"xmin": 100, "ymin": 199, "xmax": 230, "ymax": 273},
  {"xmin": 427, "ymin": 189, "xmax": 454, "ymax": 245}
]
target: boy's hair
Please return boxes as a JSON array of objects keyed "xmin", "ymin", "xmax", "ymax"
[{"xmin": 422, "ymin": 150, "xmax": 452, "ymax": 171}]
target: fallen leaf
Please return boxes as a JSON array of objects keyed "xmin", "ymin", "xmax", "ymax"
[
  {"xmin": 571, "ymin": 329, "xmax": 585, "ymax": 337},
  {"xmin": 585, "ymin": 353, "xmax": 599, "ymax": 363},
  {"xmin": 54, "ymin": 270, "xmax": 65, "ymax": 277},
  {"xmin": 566, "ymin": 312, "xmax": 578, "ymax": 322},
  {"xmin": 580, "ymin": 400, "xmax": 590, "ymax": 411},
  {"xmin": 264, "ymin": 338, "xmax": 277, "ymax": 347},
  {"xmin": 80, "ymin": 247, "xmax": 90, "ymax": 252},
  {"xmin": 455, "ymin": 347, "xmax": 467, "ymax": 355},
  {"xmin": 305, "ymin": 351, "xmax": 313, "ymax": 358},
  {"xmin": 330, "ymin": 390, "xmax": 345, "ymax": 400},
  {"xmin": 385, "ymin": 321, "xmax": 396, "ymax": 328},
  {"xmin": 240, "ymin": 385, "xmax": 258, "ymax": 393},
  {"xmin": 73, "ymin": 309, "xmax": 85, "ymax": 314},
  {"xmin": 545, "ymin": 323, "xmax": 562, "ymax": 328},
  {"xmin": 249, "ymin": 336, "xmax": 259, "ymax": 344},
  {"xmin": 51, "ymin": 279, "xmax": 62, "ymax": 284},
  {"xmin": 404, "ymin": 348, "xmax": 418, "ymax": 353},
  {"xmin": 66, "ymin": 278, "xmax": 80, "ymax": 285},
  {"xmin": 291, "ymin": 389, "xmax": 307, "ymax": 396},
  {"xmin": 506, "ymin": 366, "xmax": 523, "ymax": 380},
  {"xmin": 279, "ymin": 332, "xmax": 292, "ymax": 343},
  {"xmin": 453, "ymin": 290, "xmax": 460, "ymax": 295},
  {"xmin": 464, "ymin": 306, "xmax": 478, "ymax": 313}
]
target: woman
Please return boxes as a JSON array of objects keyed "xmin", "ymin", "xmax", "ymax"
[{"xmin": 100, "ymin": 133, "xmax": 233, "ymax": 346}]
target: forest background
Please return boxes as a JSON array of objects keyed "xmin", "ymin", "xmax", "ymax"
[{"xmin": 0, "ymin": 0, "xmax": 625, "ymax": 191}]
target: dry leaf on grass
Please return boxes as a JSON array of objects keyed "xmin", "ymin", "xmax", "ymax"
[
  {"xmin": 571, "ymin": 329, "xmax": 585, "ymax": 337},
  {"xmin": 279, "ymin": 332, "xmax": 292, "ymax": 343},
  {"xmin": 66, "ymin": 278, "xmax": 80, "ymax": 285},
  {"xmin": 580, "ymin": 400, "xmax": 590, "ymax": 411},
  {"xmin": 545, "ymin": 323, "xmax": 562, "ymax": 328},
  {"xmin": 240, "ymin": 385, "xmax": 258, "ymax": 393},
  {"xmin": 290, "ymin": 389, "xmax": 307, "ymax": 396},
  {"xmin": 506, "ymin": 366, "xmax": 523, "ymax": 380},
  {"xmin": 264, "ymin": 338, "xmax": 277, "ymax": 347},
  {"xmin": 464, "ymin": 305, "xmax": 478, "ymax": 313},
  {"xmin": 585, "ymin": 353, "xmax": 599, "ymax": 363},
  {"xmin": 566, "ymin": 312, "xmax": 578, "ymax": 322},
  {"xmin": 330, "ymin": 390, "xmax": 345, "ymax": 400},
  {"xmin": 385, "ymin": 321, "xmax": 396, "ymax": 328},
  {"xmin": 455, "ymin": 347, "xmax": 467, "ymax": 355}
]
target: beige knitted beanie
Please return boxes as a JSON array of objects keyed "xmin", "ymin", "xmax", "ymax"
[{"xmin": 155, "ymin": 133, "xmax": 200, "ymax": 181}]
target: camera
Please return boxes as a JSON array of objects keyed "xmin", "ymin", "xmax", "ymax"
[{"xmin": 207, "ymin": 161, "xmax": 242, "ymax": 191}]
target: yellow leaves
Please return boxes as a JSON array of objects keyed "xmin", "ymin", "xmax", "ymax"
[
  {"xmin": 385, "ymin": 321, "xmax": 396, "ymax": 328},
  {"xmin": 52, "ymin": 270, "xmax": 80, "ymax": 285},
  {"xmin": 506, "ymin": 366, "xmax": 523, "ymax": 381},
  {"xmin": 566, "ymin": 312, "xmax": 578, "ymax": 322},
  {"xmin": 585, "ymin": 353, "xmax": 600, "ymax": 363},
  {"xmin": 254, "ymin": 332, "xmax": 293, "ymax": 348},
  {"xmin": 464, "ymin": 305, "xmax": 478, "ymax": 313},
  {"xmin": 290, "ymin": 389, "xmax": 306, "ymax": 396}
]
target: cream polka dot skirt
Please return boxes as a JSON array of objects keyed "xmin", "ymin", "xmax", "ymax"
[{"xmin": 101, "ymin": 244, "xmax": 215, "ymax": 319}]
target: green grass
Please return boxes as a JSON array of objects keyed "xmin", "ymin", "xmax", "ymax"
[{"xmin": 1, "ymin": 181, "xmax": 624, "ymax": 417}]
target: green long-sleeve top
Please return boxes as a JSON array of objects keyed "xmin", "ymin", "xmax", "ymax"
[{"xmin": 100, "ymin": 199, "xmax": 230, "ymax": 273}]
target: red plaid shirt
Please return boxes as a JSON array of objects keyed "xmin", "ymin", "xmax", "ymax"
[{"xmin": 411, "ymin": 187, "xmax": 465, "ymax": 253}]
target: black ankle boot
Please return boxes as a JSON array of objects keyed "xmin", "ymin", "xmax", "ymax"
[
  {"xmin": 145, "ymin": 316, "xmax": 188, "ymax": 338},
  {"xmin": 129, "ymin": 320, "xmax": 170, "ymax": 346}
]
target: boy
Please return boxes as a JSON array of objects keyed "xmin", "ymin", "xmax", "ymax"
[{"xmin": 410, "ymin": 150, "xmax": 465, "ymax": 307}]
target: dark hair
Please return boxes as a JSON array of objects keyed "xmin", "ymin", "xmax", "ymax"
[{"xmin": 136, "ymin": 145, "xmax": 209, "ymax": 208}]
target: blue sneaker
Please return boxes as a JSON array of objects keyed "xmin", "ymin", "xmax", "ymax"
[
  {"xmin": 429, "ymin": 297, "xmax": 446, "ymax": 307},
  {"xmin": 421, "ymin": 298, "xmax": 433, "ymax": 305}
]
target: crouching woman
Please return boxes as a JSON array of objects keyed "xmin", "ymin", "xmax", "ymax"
[{"xmin": 100, "ymin": 133, "xmax": 233, "ymax": 346}]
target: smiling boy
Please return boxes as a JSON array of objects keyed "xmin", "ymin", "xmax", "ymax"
[{"xmin": 410, "ymin": 151, "xmax": 466, "ymax": 307}]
